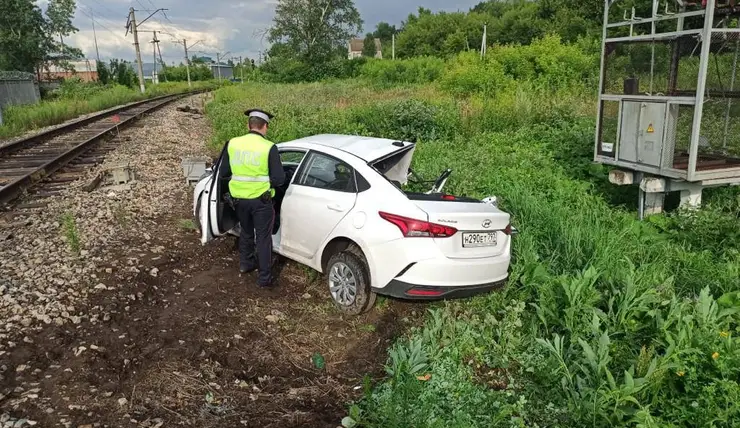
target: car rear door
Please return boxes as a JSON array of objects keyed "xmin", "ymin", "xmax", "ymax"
[{"xmin": 279, "ymin": 150, "xmax": 358, "ymax": 259}]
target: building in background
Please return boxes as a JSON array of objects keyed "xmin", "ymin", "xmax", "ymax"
[
  {"xmin": 40, "ymin": 59, "xmax": 98, "ymax": 83},
  {"xmin": 209, "ymin": 63, "xmax": 233, "ymax": 80},
  {"xmin": 348, "ymin": 38, "xmax": 382, "ymax": 59}
]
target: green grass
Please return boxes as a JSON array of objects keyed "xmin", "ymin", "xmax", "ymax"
[
  {"xmin": 206, "ymin": 43, "xmax": 740, "ymax": 427},
  {"xmin": 177, "ymin": 218, "xmax": 197, "ymax": 231},
  {"xmin": 0, "ymin": 80, "xmax": 216, "ymax": 140},
  {"xmin": 61, "ymin": 211, "xmax": 81, "ymax": 255}
]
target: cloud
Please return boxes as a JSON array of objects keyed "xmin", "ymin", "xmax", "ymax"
[{"xmin": 68, "ymin": 0, "xmax": 480, "ymax": 62}]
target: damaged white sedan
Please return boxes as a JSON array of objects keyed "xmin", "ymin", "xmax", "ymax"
[{"xmin": 194, "ymin": 134, "xmax": 515, "ymax": 314}]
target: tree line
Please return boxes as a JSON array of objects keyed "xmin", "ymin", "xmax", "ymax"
[
  {"xmin": 260, "ymin": 0, "xmax": 608, "ymax": 82},
  {"xmin": 0, "ymin": 0, "xmax": 82, "ymax": 74}
]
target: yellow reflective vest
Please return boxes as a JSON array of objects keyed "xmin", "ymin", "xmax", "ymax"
[{"xmin": 227, "ymin": 133, "xmax": 275, "ymax": 199}]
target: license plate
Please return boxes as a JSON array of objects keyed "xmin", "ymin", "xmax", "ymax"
[{"xmin": 462, "ymin": 232, "xmax": 497, "ymax": 248}]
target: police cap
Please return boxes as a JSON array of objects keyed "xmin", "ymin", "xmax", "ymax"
[{"xmin": 245, "ymin": 108, "xmax": 274, "ymax": 123}]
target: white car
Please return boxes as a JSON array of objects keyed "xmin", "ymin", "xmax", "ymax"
[{"xmin": 194, "ymin": 134, "xmax": 515, "ymax": 314}]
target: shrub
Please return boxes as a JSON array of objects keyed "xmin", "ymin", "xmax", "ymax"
[
  {"xmin": 440, "ymin": 52, "xmax": 512, "ymax": 97},
  {"xmin": 348, "ymin": 98, "xmax": 457, "ymax": 142},
  {"xmin": 360, "ymin": 57, "xmax": 446, "ymax": 86},
  {"xmin": 439, "ymin": 35, "xmax": 598, "ymax": 97}
]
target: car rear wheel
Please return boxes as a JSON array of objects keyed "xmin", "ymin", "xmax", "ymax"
[{"xmin": 326, "ymin": 250, "xmax": 376, "ymax": 315}]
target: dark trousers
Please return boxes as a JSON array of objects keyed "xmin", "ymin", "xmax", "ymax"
[{"xmin": 235, "ymin": 198, "xmax": 275, "ymax": 286}]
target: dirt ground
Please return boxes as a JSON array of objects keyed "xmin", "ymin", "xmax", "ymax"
[{"xmin": 0, "ymin": 99, "xmax": 418, "ymax": 427}]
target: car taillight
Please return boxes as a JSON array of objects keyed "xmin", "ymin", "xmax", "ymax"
[
  {"xmin": 378, "ymin": 212, "xmax": 457, "ymax": 238},
  {"xmin": 504, "ymin": 223, "xmax": 517, "ymax": 235}
]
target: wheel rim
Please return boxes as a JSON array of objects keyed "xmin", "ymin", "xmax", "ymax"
[{"xmin": 329, "ymin": 262, "xmax": 357, "ymax": 306}]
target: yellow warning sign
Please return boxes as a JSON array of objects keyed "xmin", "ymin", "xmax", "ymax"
[{"xmin": 647, "ymin": 124, "xmax": 655, "ymax": 133}]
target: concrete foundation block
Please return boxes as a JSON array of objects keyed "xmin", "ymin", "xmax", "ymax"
[
  {"xmin": 680, "ymin": 187, "xmax": 703, "ymax": 209},
  {"xmin": 609, "ymin": 170, "xmax": 635, "ymax": 185},
  {"xmin": 644, "ymin": 192, "xmax": 665, "ymax": 216},
  {"xmin": 108, "ymin": 164, "xmax": 134, "ymax": 185}
]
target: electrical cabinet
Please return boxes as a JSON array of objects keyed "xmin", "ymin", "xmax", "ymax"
[{"xmin": 618, "ymin": 101, "xmax": 674, "ymax": 168}]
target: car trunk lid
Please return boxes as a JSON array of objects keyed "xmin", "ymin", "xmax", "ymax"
[{"xmin": 413, "ymin": 198, "xmax": 510, "ymax": 259}]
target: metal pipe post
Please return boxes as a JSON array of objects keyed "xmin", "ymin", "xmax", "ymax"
[
  {"xmin": 688, "ymin": 0, "xmax": 716, "ymax": 180},
  {"xmin": 594, "ymin": 0, "xmax": 612, "ymax": 161},
  {"xmin": 723, "ymin": 20, "xmax": 740, "ymax": 149}
]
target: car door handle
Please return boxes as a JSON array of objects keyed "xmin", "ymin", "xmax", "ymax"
[{"xmin": 327, "ymin": 203, "xmax": 346, "ymax": 212}]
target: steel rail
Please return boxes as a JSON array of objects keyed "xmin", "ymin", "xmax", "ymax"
[{"xmin": 0, "ymin": 90, "xmax": 206, "ymax": 205}]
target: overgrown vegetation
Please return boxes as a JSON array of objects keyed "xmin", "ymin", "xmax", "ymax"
[
  {"xmin": 206, "ymin": 31, "xmax": 740, "ymax": 426},
  {"xmin": 0, "ymin": 79, "xmax": 215, "ymax": 139}
]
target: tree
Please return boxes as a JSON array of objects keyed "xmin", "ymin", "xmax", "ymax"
[
  {"xmin": 108, "ymin": 59, "xmax": 138, "ymax": 88},
  {"xmin": 395, "ymin": 9, "xmax": 487, "ymax": 58},
  {"xmin": 0, "ymin": 0, "xmax": 54, "ymax": 72},
  {"xmin": 268, "ymin": 0, "xmax": 363, "ymax": 63},
  {"xmin": 46, "ymin": 0, "xmax": 78, "ymax": 52},
  {"xmin": 96, "ymin": 60, "xmax": 110, "ymax": 84},
  {"xmin": 362, "ymin": 33, "xmax": 376, "ymax": 57},
  {"xmin": 373, "ymin": 22, "xmax": 397, "ymax": 50}
]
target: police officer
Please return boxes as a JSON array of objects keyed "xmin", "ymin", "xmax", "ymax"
[{"xmin": 219, "ymin": 109, "xmax": 285, "ymax": 287}]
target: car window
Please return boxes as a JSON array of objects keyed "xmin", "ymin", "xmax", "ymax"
[
  {"xmin": 295, "ymin": 152, "xmax": 356, "ymax": 193},
  {"xmin": 280, "ymin": 150, "xmax": 305, "ymax": 165}
]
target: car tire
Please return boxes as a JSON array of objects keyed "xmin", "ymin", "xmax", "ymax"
[{"xmin": 326, "ymin": 250, "xmax": 376, "ymax": 315}]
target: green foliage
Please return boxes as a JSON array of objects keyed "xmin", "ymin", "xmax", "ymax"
[
  {"xmin": 0, "ymin": 81, "xmax": 213, "ymax": 139},
  {"xmin": 372, "ymin": 22, "xmax": 398, "ymax": 52},
  {"xmin": 268, "ymin": 0, "xmax": 362, "ymax": 64},
  {"xmin": 61, "ymin": 211, "xmax": 81, "ymax": 255},
  {"xmin": 260, "ymin": 56, "xmax": 366, "ymax": 83},
  {"xmin": 161, "ymin": 64, "xmax": 213, "ymax": 82},
  {"xmin": 393, "ymin": 1, "xmax": 602, "ymax": 60},
  {"xmin": 362, "ymin": 34, "xmax": 377, "ymax": 57},
  {"xmin": 96, "ymin": 61, "xmax": 111, "ymax": 85},
  {"xmin": 360, "ymin": 57, "xmax": 445, "ymax": 86},
  {"xmin": 0, "ymin": 0, "xmax": 53, "ymax": 72},
  {"xmin": 440, "ymin": 52, "xmax": 511, "ymax": 97},
  {"xmin": 395, "ymin": 9, "xmax": 488, "ymax": 58},
  {"xmin": 45, "ymin": 0, "xmax": 78, "ymax": 40},
  {"xmin": 204, "ymin": 45, "xmax": 740, "ymax": 426},
  {"xmin": 440, "ymin": 35, "xmax": 598, "ymax": 97}
]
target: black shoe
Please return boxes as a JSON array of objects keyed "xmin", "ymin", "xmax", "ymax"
[
  {"xmin": 240, "ymin": 264, "xmax": 257, "ymax": 274},
  {"xmin": 257, "ymin": 281, "xmax": 274, "ymax": 288}
]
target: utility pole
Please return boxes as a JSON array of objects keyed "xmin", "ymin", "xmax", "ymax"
[
  {"xmin": 184, "ymin": 40, "xmax": 192, "ymax": 87},
  {"xmin": 126, "ymin": 7, "xmax": 168, "ymax": 93},
  {"xmin": 392, "ymin": 34, "xmax": 395, "ymax": 60},
  {"xmin": 127, "ymin": 7, "xmax": 146, "ymax": 93},
  {"xmin": 91, "ymin": 12, "xmax": 101, "ymax": 64},
  {"xmin": 239, "ymin": 55, "xmax": 244, "ymax": 83},
  {"xmin": 156, "ymin": 39, "xmax": 167, "ymax": 82},
  {"xmin": 215, "ymin": 51, "xmax": 231, "ymax": 82},
  {"xmin": 174, "ymin": 39, "xmax": 201, "ymax": 88},
  {"xmin": 151, "ymin": 31, "xmax": 159, "ymax": 84},
  {"xmin": 480, "ymin": 24, "xmax": 487, "ymax": 59}
]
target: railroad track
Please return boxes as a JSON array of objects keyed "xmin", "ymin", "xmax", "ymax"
[{"xmin": 0, "ymin": 91, "xmax": 203, "ymax": 210}]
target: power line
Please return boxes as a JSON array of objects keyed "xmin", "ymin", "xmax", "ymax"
[
  {"xmin": 76, "ymin": 2, "xmax": 130, "ymax": 34},
  {"xmin": 78, "ymin": 7, "xmax": 130, "ymax": 44},
  {"xmin": 79, "ymin": 0, "xmax": 126, "ymax": 21}
]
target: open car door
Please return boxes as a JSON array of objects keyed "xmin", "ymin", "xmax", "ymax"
[{"xmin": 194, "ymin": 142, "xmax": 239, "ymax": 244}]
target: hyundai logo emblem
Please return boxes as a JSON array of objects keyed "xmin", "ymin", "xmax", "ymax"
[{"xmin": 482, "ymin": 219, "xmax": 492, "ymax": 228}]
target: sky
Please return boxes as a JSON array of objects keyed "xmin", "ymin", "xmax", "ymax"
[{"xmin": 54, "ymin": 0, "xmax": 481, "ymax": 65}]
